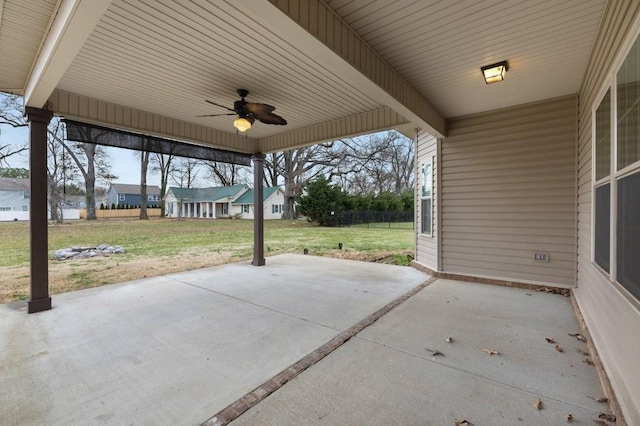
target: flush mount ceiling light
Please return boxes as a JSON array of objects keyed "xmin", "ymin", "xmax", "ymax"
[{"xmin": 481, "ymin": 60, "xmax": 509, "ymax": 84}]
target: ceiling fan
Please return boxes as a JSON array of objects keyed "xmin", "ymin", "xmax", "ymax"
[{"xmin": 198, "ymin": 88, "xmax": 287, "ymax": 132}]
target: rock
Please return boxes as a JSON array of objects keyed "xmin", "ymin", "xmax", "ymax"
[{"xmin": 53, "ymin": 244, "xmax": 126, "ymax": 260}]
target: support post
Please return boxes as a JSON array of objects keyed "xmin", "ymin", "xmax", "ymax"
[
  {"xmin": 252, "ymin": 153, "xmax": 265, "ymax": 266},
  {"xmin": 26, "ymin": 107, "xmax": 53, "ymax": 313}
]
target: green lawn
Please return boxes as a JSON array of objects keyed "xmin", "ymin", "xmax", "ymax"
[{"xmin": 0, "ymin": 218, "xmax": 414, "ymax": 302}]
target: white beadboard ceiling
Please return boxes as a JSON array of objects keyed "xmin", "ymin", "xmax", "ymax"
[{"xmin": 0, "ymin": 0, "xmax": 606, "ymax": 147}]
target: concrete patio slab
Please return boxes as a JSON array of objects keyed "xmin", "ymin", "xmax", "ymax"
[
  {"xmin": 232, "ymin": 279, "xmax": 609, "ymax": 426},
  {"xmin": 0, "ymin": 254, "xmax": 429, "ymax": 425}
]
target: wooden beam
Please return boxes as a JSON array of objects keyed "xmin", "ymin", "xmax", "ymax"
[
  {"xmin": 24, "ymin": 0, "xmax": 112, "ymax": 107},
  {"xmin": 235, "ymin": 0, "xmax": 446, "ymax": 138}
]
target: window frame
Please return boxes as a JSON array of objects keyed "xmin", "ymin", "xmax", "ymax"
[
  {"xmin": 118, "ymin": 193, "xmax": 125, "ymax": 202},
  {"xmin": 591, "ymin": 25, "xmax": 640, "ymax": 306},
  {"xmin": 420, "ymin": 157, "xmax": 433, "ymax": 237}
]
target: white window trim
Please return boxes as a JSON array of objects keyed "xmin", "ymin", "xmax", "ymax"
[
  {"xmin": 118, "ymin": 193, "xmax": 125, "ymax": 201},
  {"xmin": 591, "ymin": 18, "xmax": 640, "ymax": 307},
  {"xmin": 420, "ymin": 157, "xmax": 433, "ymax": 237}
]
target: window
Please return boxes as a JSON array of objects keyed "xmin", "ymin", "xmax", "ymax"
[
  {"xmin": 421, "ymin": 159, "xmax": 433, "ymax": 236},
  {"xmin": 23, "ymin": 191, "xmax": 29, "ymax": 199},
  {"xmin": 243, "ymin": 205, "xmax": 249, "ymax": 214},
  {"xmin": 119, "ymin": 193, "xmax": 125, "ymax": 201},
  {"xmin": 222, "ymin": 203, "xmax": 228, "ymax": 215},
  {"xmin": 21, "ymin": 205, "xmax": 28, "ymax": 211},
  {"xmin": 593, "ymin": 32, "xmax": 640, "ymax": 302},
  {"xmin": 0, "ymin": 207, "xmax": 11, "ymax": 211},
  {"xmin": 272, "ymin": 204, "xmax": 283, "ymax": 214}
]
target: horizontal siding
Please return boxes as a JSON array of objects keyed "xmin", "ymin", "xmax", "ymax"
[
  {"xmin": 576, "ymin": 0, "xmax": 640, "ymax": 422},
  {"xmin": 415, "ymin": 130, "xmax": 437, "ymax": 270},
  {"xmin": 441, "ymin": 95, "xmax": 577, "ymax": 286}
]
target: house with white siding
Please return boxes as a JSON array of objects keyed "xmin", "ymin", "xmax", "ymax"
[
  {"xmin": 231, "ymin": 186, "xmax": 285, "ymax": 220},
  {"xmin": 0, "ymin": 177, "xmax": 30, "ymax": 220},
  {"xmin": 164, "ymin": 184, "xmax": 248, "ymax": 218}
]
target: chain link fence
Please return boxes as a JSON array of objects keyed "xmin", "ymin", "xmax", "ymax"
[{"xmin": 329, "ymin": 210, "xmax": 414, "ymax": 229}]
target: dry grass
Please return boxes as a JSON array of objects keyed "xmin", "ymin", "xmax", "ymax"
[{"xmin": 0, "ymin": 218, "xmax": 414, "ymax": 303}]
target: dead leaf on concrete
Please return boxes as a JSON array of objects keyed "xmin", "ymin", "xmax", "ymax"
[
  {"xmin": 532, "ymin": 397, "xmax": 543, "ymax": 410},
  {"xmin": 596, "ymin": 397, "xmax": 608, "ymax": 403},
  {"xmin": 545, "ymin": 338, "xmax": 556, "ymax": 344},
  {"xmin": 565, "ymin": 413, "xmax": 574, "ymax": 422},
  {"xmin": 454, "ymin": 420, "xmax": 472, "ymax": 426},
  {"xmin": 569, "ymin": 332, "xmax": 587, "ymax": 342},
  {"xmin": 598, "ymin": 413, "xmax": 616, "ymax": 422},
  {"xmin": 427, "ymin": 348, "xmax": 444, "ymax": 356},
  {"xmin": 555, "ymin": 345, "xmax": 564, "ymax": 353},
  {"xmin": 482, "ymin": 348, "xmax": 500, "ymax": 355},
  {"xmin": 592, "ymin": 421, "xmax": 608, "ymax": 425},
  {"xmin": 584, "ymin": 358, "xmax": 595, "ymax": 366},
  {"xmin": 446, "ymin": 337, "xmax": 454, "ymax": 343},
  {"xmin": 577, "ymin": 349, "xmax": 590, "ymax": 356}
]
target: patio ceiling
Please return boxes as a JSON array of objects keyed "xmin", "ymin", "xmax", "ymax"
[{"xmin": 0, "ymin": 0, "xmax": 605, "ymax": 154}]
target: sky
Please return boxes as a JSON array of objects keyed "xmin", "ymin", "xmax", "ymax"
[{"xmin": 1, "ymin": 124, "xmax": 162, "ymax": 187}]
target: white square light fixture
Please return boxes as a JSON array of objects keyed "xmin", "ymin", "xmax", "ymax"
[{"xmin": 481, "ymin": 60, "xmax": 509, "ymax": 84}]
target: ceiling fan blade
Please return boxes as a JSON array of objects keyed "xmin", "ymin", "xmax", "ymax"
[
  {"xmin": 205, "ymin": 99, "xmax": 235, "ymax": 112},
  {"xmin": 245, "ymin": 102, "xmax": 276, "ymax": 115},
  {"xmin": 255, "ymin": 113, "xmax": 287, "ymax": 125},
  {"xmin": 196, "ymin": 113, "xmax": 236, "ymax": 117}
]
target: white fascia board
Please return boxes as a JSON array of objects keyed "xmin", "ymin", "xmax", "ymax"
[
  {"xmin": 24, "ymin": 0, "xmax": 112, "ymax": 108},
  {"xmin": 234, "ymin": 0, "xmax": 445, "ymax": 138}
]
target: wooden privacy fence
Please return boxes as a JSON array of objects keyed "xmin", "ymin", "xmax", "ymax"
[{"xmin": 80, "ymin": 208, "xmax": 161, "ymax": 219}]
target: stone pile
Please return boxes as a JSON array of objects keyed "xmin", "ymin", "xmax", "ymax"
[{"xmin": 53, "ymin": 244, "xmax": 126, "ymax": 261}]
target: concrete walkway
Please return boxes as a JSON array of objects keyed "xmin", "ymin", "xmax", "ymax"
[
  {"xmin": 232, "ymin": 279, "xmax": 609, "ymax": 426},
  {"xmin": 0, "ymin": 254, "xmax": 428, "ymax": 425}
]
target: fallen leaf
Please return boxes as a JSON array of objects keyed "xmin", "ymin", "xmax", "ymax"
[
  {"xmin": 565, "ymin": 413, "xmax": 574, "ymax": 422},
  {"xmin": 555, "ymin": 345, "xmax": 564, "ymax": 353},
  {"xmin": 569, "ymin": 332, "xmax": 587, "ymax": 342},
  {"xmin": 427, "ymin": 348, "xmax": 444, "ymax": 356},
  {"xmin": 482, "ymin": 348, "xmax": 500, "ymax": 355},
  {"xmin": 454, "ymin": 420, "xmax": 471, "ymax": 426},
  {"xmin": 532, "ymin": 397, "xmax": 543, "ymax": 410},
  {"xmin": 598, "ymin": 413, "xmax": 616, "ymax": 422},
  {"xmin": 596, "ymin": 397, "xmax": 608, "ymax": 403},
  {"xmin": 592, "ymin": 421, "xmax": 608, "ymax": 425},
  {"xmin": 584, "ymin": 358, "xmax": 595, "ymax": 366},
  {"xmin": 446, "ymin": 337, "xmax": 454, "ymax": 343},
  {"xmin": 545, "ymin": 338, "xmax": 556, "ymax": 344},
  {"xmin": 577, "ymin": 349, "xmax": 590, "ymax": 356}
]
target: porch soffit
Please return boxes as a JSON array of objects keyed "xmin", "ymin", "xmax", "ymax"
[{"xmin": 2, "ymin": 0, "xmax": 606, "ymax": 153}]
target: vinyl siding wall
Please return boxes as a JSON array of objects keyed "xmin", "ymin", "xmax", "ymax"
[
  {"xmin": 441, "ymin": 95, "xmax": 578, "ymax": 286},
  {"xmin": 415, "ymin": 130, "xmax": 438, "ymax": 270},
  {"xmin": 576, "ymin": 0, "xmax": 640, "ymax": 422}
]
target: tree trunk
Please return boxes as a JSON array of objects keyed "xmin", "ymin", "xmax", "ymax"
[
  {"xmin": 282, "ymin": 151, "xmax": 296, "ymax": 219},
  {"xmin": 84, "ymin": 145, "xmax": 97, "ymax": 220},
  {"xmin": 47, "ymin": 177, "xmax": 61, "ymax": 223},
  {"xmin": 140, "ymin": 150, "xmax": 149, "ymax": 219}
]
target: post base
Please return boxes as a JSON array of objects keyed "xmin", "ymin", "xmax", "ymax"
[
  {"xmin": 28, "ymin": 297, "xmax": 52, "ymax": 314},
  {"xmin": 252, "ymin": 258, "xmax": 266, "ymax": 266}
]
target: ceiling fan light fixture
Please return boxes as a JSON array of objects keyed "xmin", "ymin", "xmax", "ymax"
[
  {"xmin": 234, "ymin": 117, "xmax": 252, "ymax": 132},
  {"xmin": 481, "ymin": 60, "xmax": 509, "ymax": 84}
]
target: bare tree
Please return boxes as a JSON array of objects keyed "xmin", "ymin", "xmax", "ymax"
[
  {"xmin": 60, "ymin": 133, "xmax": 117, "ymax": 220},
  {"xmin": 170, "ymin": 158, "xmax": 201, "ymax": 188},
  {"xmin": 140, "ymin": 150, "xmax": 150, "ymax": 219},
  {"xmin": 203, "ymin": 160, "xmax": 250, "ymax": 186},
  {"xmin": 0, "ymin": 93, "xmax": 28, "ymax": 166},
  {"xmin": 46, "ymin": 121, "xmax": 78, "ymax": 222},
  {"xmin": 150, "ymin": 153, "xmax": 176, "ymax": 217}
]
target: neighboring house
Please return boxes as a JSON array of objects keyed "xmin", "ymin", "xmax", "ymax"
[
  {"xmin": 61, "ymin": 194, "xmax": 86, "ymax": 209},
  {"xmin": 231, "ymin": 186, "xmax": 285, "ymax": 220},
  {"xmin": 107, "ymin": 183, "xmax": 161, "ymax": 207},
  {"xmin": 164, "ymin": 184, "xmax": 248, "ymax": 218},
  {"xmin": 0, "ymin": 177, "xmax": 30, "ymax": 212}
]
